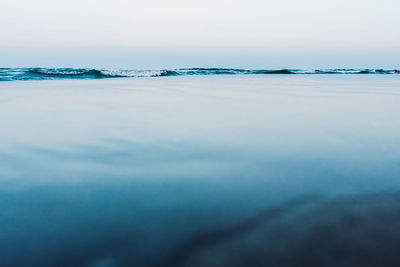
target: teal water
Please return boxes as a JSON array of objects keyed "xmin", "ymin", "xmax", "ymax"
[
  {"xmin": 0, "ymin": 68, "xmax": 397, "ymax": 81},
  {"xmin": 1, "ymin": 75, "xmax": 400, "ymax": 266}
]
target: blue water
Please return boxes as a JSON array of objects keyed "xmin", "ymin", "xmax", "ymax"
[
  {"xmin": 0, "ymin": 68, "xmax": 397, "ymax": 81},
  {"xmin": 1, "ymin": 75, "xmax": 400, "ymax": 266}
]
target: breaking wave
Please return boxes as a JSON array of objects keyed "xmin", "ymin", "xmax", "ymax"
[{"xmin": 0, "ymin": 68, "xmax": 397, "ymax": 81}]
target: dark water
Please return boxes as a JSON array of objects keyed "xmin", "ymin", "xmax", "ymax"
[{"xmin": 1, "ymin": 75, "xmax": 400, "ymax": 266}]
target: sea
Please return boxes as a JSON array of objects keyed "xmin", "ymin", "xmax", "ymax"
[{"xmin": 1, "ymin": 69, "xmax": 400, "ymax": 266}]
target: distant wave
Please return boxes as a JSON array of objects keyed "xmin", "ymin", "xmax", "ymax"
[{"xmin": 0, "ymin": 68, "xmax": 397, "ymax": 81}]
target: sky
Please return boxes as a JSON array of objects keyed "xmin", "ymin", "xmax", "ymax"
[{"xmin": 1, "ymin": 0, "xmax": 399, "ymax": 68}]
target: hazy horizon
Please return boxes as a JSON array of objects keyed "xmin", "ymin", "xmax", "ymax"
[{"xmin": 1, "ymin": 0, "xmax": 400, "ymax": 68}]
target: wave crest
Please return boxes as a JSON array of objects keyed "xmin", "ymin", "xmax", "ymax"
[{"xmin": 0, "ymin": 68, "xmax": 397, "ymax": 81}]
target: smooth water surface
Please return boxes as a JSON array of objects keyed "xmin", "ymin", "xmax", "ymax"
[{"xmin": 1, "ymin": 75, "xmax": 400, "ymax": 266}]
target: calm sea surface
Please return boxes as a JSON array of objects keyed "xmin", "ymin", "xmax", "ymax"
[{"xmin": 1, "ymin": 75, "xmax": 400, "ymax": 266}]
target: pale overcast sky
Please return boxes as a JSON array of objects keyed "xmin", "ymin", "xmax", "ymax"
[{"xmin": 1, "ymin": 0, "xmax": 399, "ymax": 68}]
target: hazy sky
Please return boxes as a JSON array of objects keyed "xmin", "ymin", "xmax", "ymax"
[{"xmin": 1, "ymin": 0, "xmax": 399, "ymax": 68}]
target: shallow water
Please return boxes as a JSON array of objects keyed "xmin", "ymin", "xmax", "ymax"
[{"xmin": 1, "ymin": 75, "xmax": 400, "ymax": 266}]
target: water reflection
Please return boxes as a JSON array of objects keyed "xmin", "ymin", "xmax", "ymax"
[{"xmin": 1, "ymin": 76, "xmax": 400, "ymax": 266}]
